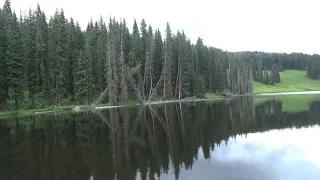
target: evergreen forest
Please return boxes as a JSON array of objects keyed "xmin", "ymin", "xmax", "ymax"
[{"xmin": 1, "ymin": 0, "xmax": 320, "ymax": 111}]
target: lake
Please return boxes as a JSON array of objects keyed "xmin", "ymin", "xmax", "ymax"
[{"xmin": 1, "ymin": 95, "xmax": 320, "ymax": 180}]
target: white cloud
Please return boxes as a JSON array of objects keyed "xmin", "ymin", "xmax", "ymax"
[
  {"xmin": 2, "ymin": 0, "xmax": 320, "ymax": 54},
  {"xmin": 156, "ymin": 126, "xmax": 320, "ymax": 180}
]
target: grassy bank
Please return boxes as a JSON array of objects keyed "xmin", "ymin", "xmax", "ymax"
[
  {"xmin": 0, "ymin": 105, "xmax": 93, "ymax": 119},
  {"xmin": 205, "ymin": 93, "xmax": 225, "ymax": 99},
  {"xmin": 0, "ymin": 94, "xmax": 225, "ymax": 118},
  {"xmin": 254, "ymin": 70, "xmax": 320, "ymax": 94}
]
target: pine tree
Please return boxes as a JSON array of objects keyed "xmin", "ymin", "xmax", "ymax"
[
  {"xmin": 74, "ymin": 48, "xmax": 93, "ymax": 104},
  {"xmin": 216, "ymin": 59, "xmax": 226, "ymax": 93},
  {"xmin": 270, "ymin": 72, "xmax": 275, "ymax": 85},
  {"xmin": 25, "ymin": 9, "xmax": 38, "ymax": 108},
  {"xmin": 87, "ymin": 20, "xmax": 99, "ymax": 90},
  {"xmin": 140, "ymin": 19, "xmax": 147, "ymax": 74},
  {"xmin": 96, "ymin": 17, "xmax": 107, "ymax": 91},
  {"xmin": 262, "ymin": 70, "xmax": 270, "ymax": 85},
  {"xmin": 105, "ymin": 18, "xmax": 120, "ymax": 105},
  {"xmin": 66, "ymin": 18, "xmax": 79, "ymax": 98},
  {"xmin": 0, "ymin": 7, "xmax": 8, "ymax": 110},
  {"xmin": 181, "ymin": 37, "xmax": 193, "ymax": 97},
  {"xmin": 6, "ymin": 12, "xmax": 24, "ymax": 110},
  {"xmin": 163, "ymin": 22, "xmax": 173, "ymax": 99},
  {"xmin": 195, "ymin": 37, "xmax": 210, "ymax": 89},
  {"xmin": 130, "ymin": 19, "xmax": 142, "ymax": 99},
  {"xmin": 35, "ymin": 4, "xmax": 49, "ymax": 102},
  {"xmin": 143, "ymin": 24, "xmax": 154, "ymax": 99},
  {"xmin": 131, "ymin": 19, "xmax": 141, "ymax": 66},
  {"xmin": 51, "ymin": 9, "xmax": 68, "ymax": 104},
  {"xmin": 152, "ymin": 29, "xmax": 163, "ymax": 86}
]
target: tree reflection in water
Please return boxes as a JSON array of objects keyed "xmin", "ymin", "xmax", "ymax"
[{"xmin": 1, "ymin": 96, "xmax": 320, "ymax": 180}]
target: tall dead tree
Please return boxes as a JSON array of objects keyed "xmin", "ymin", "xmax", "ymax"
[{"xmin": 120, "ymin": 19, "xmax": 128, "ymax": 105}]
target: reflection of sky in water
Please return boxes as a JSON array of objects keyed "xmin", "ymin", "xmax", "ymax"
[{"xmin": 157, "ymin": 125, "xmax": 320, "ymax": 180}]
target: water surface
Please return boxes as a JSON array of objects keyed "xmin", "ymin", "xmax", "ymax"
[{"xmin": 1, "ymin": 95, "xmax": 320, "ymax": 180}]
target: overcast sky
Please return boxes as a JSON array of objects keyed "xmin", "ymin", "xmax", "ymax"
[{"xmin": 2, "ymin": 0, "xmax": 320, "ymax": 54}]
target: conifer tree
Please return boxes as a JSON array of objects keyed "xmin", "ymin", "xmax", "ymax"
[
  {"xmin": 163, "ymin": 22, "xmax": 173, "ymax": 98},
  {"xmin": 25, "ymin": 9, "xmax": 38, "ymax": 108},
  {"xmin": 96, "ymin": 17, "xmax": 107, "ymax": 91},
  {"xmin": 6, "ymin": 12, "xmax": 24, "ymax": 110},
  {"xmin": 35, "ymin": 4, "xmax": 49, "ymax": 100},
  {"xmin": 216, "ymin": 59, "xmax": 226, "ymax": 93},
  {"xmin": 262, "ymin": 70, "xmax": 270, "ymax": 85},
  {"xmin": 181, "ymin": 37, "xmax": 193, "ymax": 97},
  {"xmin": 74, "ymin": 48, "xmax": 93, "ymax": 104},
  {"xmin": 0, "ymin": 7, "xmax": 8, "ymax": 110},
  {"xmin": 51, "ymin": 9, "xmax": 68, "ymax": 104},
  {"xmin": 66, "ymin": 18, "xmax": 79, "ymax": 98},
  {"xmin": 270, "ymin": 71, "xmax": 275, "ymax": 85},
  {"xmin": 152, "ymin": 29, "xmax": 163, "ymax": 86}
]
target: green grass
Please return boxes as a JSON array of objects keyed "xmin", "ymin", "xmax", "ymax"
[
  {"xmin": 0, "ymin": 105, "xmax": 93, "ymax": 119},
  {"xmin": 254, "ymin": 70, "xmax": 320, "ymax": 94},
  {"xmin": 255, "ymin": 94, "xmax": 320, "ymax": 113},
  {"xmin": 205, "ymin": 93, "xmax": 224, "ymax": 99}
]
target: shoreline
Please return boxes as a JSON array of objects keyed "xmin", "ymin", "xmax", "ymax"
[
  {"xmin": 0, "ymin": 96, "xmax": 226, "ymax": 118},
  {"xmin": 1, "ymin": 90, "xmax": 320, "ymax": 118}
]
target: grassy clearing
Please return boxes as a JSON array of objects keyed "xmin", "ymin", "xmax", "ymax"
[
  {"xmin": 254, "ymin": 94, "xmax": 320, "ymax": 113},
  {"xmin": 205, "ymin": 93, "xmax": 225, "ymax": 99},
  {"xmin": 254, "ymin": 70, "xmax": 320, "ymax": 94}
]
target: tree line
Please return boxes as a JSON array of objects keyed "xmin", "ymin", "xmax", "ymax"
[{"xmin": 0, "ymin": 0, "xmax": 319, "ymax": 110}]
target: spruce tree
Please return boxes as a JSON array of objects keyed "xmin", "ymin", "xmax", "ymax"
[
  {"xmin": 152, "ymin": 29, "xmax": 163, "ymax": 86},
  {"xmin": 130, "ymin": 19, "xmax": 141, "ymax": 66},
  {"xmin": 35, "ymin": 4, "xmax": 49, "ymax": 102},
  {"xmin": 25, "ymin": 9, "xmax": 38, "ymax": 108},
  {"xmin": 216, "ymin": 59, "xmax": 226, "ymax": 93},
  {"xmin": 96, "ymin": 17, "xmax": 107, "ymax": 91},
  {"xmin": 51, "ymin": 9, "xmax": 68, "ymax": 104},
  {"xmin": 6, "ymin": 12, "xmax": 24, "ymax": 110},
  {"xmin": 0, "ymin": 7, "xmax": 8, "ymax": 110},
  {"xmin": 87, "ymin": 20, "xmax": 98, "ymax": 90},
  {"xmin": 130, "ymin": 19, "xmax": 142, "ymax": 98},
  {"xmin": 140, "ymin": 19, "xmax": 147, "ymax": 77},
  {"xmin": 269, "ymin": 71, "xmax": 275, "ymax": 85},
  {"xmin": 74, "ymin": 48, "xmax": 93, "ymax": 104},
  {"xmin": 66, "ymin": 18, "xmax": 78, "ymax": 98},
  {"xmin": 163, "ymin": 22, "xmax": 173, "ymax": 98},
  {"xmin": 262, "ymin": 71, "xmax": 270, "ymax": 85},
  {"xmin": 181, "ymin": 37, "xmax": 193, "ymax": 97}
]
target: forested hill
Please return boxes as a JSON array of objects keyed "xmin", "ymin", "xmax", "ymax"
[{"xmin": 0, "ymin": 0, "xmax": 319, "ymax": 111}]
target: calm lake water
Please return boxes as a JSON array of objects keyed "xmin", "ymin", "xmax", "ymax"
[{"xmin": 1, "ymin": 95, "xmax": 320, "ymax": 180}]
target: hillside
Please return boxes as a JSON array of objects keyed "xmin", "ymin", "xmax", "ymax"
[{"xmin": 254, "ymin": 70, "xmax": 320, "ymax": 94}]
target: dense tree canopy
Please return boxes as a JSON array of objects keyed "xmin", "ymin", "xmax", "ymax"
[{"xmin": 0, "ymin": 0, "xmax": 319, "ymax": 110}]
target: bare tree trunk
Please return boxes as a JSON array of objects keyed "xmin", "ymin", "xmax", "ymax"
[
  {"xmin": 120, "ymin": 21, "xmax": 127, "ymax": 105},
  {"xmin": 179, "ymin": 65, "xmax": 182, "ymax": 100},
  {"xmin": 15, "ymin": 99, "xmax": 19, "ymax": 110},
  {"xmin": 149, "ymin": 52, "xmax": 153, "ymax": 99},
  {"xmin": 143, "ymin": 50, "xmax": 152, "ymax": 101},
  {"xmin": 163, "ymin": 41, "xmax": 167, "ymax": 99},
  {"xmin": 107, "ymin": 33, "xmax": 113, "ymax": 105},
  {"xmin": 0, "ymin": 99, "xmax": 4, "ymax": 111},
  {"xmin": 175, "ymin": 64, "xmax": 179, "ymax": 98},
  {"xmin": 148, "ymin": 70, "xmax": 164, "ymax": 101}
]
